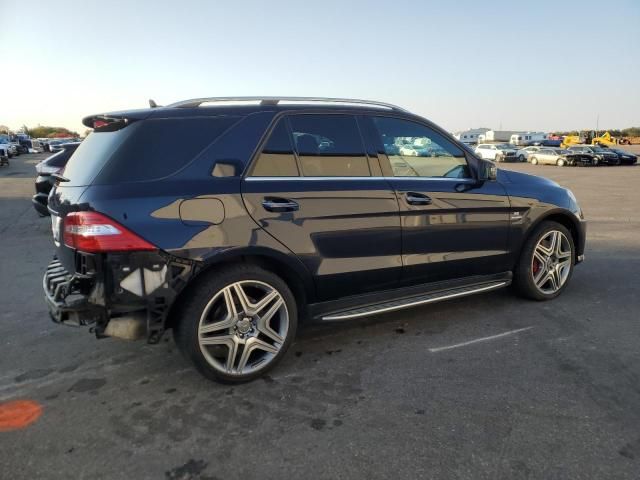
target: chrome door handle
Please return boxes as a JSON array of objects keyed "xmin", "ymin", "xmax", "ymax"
[
  {"xmin": 405, "ymin": 192, "xmax": 432, "ymax": 205},
  {"xmin": 262, "ymin": 198, "xmax": 299, "ymax": 212}
]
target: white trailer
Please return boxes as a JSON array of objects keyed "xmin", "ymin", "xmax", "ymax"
[
  {"xmin": 509, "ymin": 132, "xmax": 548, "ymax": 146},
  {"xmin": 479, "ymin": 130, "xmax": 524, "ymax": 143},
  {"xmin": 453, "ymin": 128, "xmax": 490, "ymax": 144}
]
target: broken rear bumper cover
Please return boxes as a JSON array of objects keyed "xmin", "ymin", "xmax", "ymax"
[{"xmin": 43, "ymin": 252, "xmax": 195, "ymax": 343}]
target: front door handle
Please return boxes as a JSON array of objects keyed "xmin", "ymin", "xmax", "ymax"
[
  {"xmin": 405, "ymin": 192, "xmax": 432, "ymax": 206},
  {"xmin": 262, "ymin": 197, "xmax": 299, "ymax": 212}
]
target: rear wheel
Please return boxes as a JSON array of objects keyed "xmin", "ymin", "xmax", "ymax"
[
  {"xmin": 514, "ymin": 221, "xmax": 574, "ymax": 301},
  {"xmin": 556, "ymin": 158, "xmax": 565, "ymax": 167},
  {"xmin": 173, "ymin": 264, "xmax": 297, "ymax": 383}
]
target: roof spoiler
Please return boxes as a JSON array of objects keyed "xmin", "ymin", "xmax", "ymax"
[{"xmin": 82, "ymin": 115, "xmax": 131, "ymax": 132}]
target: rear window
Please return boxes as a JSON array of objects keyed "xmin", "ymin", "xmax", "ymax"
[{"xmin": 63, "ymin": 117, "xmax": 239, "ymax": 186}]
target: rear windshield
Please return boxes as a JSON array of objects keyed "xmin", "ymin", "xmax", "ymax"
[{"xmin": 63, "ymin": 116, "xmax": 239, "ymax": 186}]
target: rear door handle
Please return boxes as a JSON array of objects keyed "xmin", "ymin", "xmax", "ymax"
[
  {"xmin": 262, "ymin": 197, "xmax": 299, "ymax": 212},
  {"xmin": 405, "ymin": 192, "xmax": 432, "ymax": 205}
]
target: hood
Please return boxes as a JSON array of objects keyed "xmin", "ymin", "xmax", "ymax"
[{"xmin": 497, "ymin": 169, "xmax": 560, "ymax": 188}]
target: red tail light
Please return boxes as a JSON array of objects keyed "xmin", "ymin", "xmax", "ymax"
[{"xmin": 63, "ymin": 212, "xmax": 156, "ymax": 253}]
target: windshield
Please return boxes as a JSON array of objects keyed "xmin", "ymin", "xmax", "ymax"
[{"xmin": 496, "ymin": 144, "xmax": 513, "ymax": 150}]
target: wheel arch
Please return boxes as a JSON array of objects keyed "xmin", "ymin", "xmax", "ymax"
[
  {"xmin": 517, "ymin": 210, "xmax": 583, "ymax": 263},
  {"xmin": 165, "ymin": 247, "xmax": 315, "ymax": 329}
]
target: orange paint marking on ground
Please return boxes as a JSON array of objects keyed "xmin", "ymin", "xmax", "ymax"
[{"xmin": 0, "ymin": 400, "xmax": 43, "ymax": 431}]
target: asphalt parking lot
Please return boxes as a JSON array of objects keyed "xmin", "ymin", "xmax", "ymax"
[{"xmin": 1, "ymin": 151, "xmax": 639, "ymax": 479}]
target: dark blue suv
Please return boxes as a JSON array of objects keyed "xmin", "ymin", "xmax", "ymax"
[{"xmin": 44, "ymin": 97, "xmax": 586, "ymax": 383}]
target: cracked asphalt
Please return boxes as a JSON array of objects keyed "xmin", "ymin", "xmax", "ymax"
[{"xmin": 1, "ymin": 150, "xmax": 639, "ymax": 479}]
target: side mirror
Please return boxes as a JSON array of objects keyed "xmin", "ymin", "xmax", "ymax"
[{"xmin": 478, "ymin": 159, "xmax": 497, "ymax": 182}]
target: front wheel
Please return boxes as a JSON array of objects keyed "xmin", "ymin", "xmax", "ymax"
[
  {"xmin": 518, "ymin": 154, "xmax": 525, "ymax": 162},
  {"xmin": 514, "ymin": 221, "xmax": 575, "ymax": 301},
  {"xmin": 556, "ymin": 158, "xmax": 566, "ymax": 167},
  {"xmin": 173, "ymin": 264, "xmax": 297, "ymax": 383},
  {"xmin": 495, "ymin": 154, "xmax": 503, "ymax": 162},
  {"xmin": 530, "ymin": 157, "xmax": 538, "ymax": 165}
]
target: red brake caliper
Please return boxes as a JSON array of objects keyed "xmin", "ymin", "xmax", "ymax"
[{"xmin": 532, "ymin": 257, "xmax": 541, "ymax": 275}]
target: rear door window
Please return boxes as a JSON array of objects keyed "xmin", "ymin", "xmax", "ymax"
[
  {"xmin": 63, "ymin": 116, "xmax": 239, "ymax": 186},
  {"xmin": 250, "ymin": 119, "xmax": 299, "ymax": 177},
  {"xmin": 288, "ymin": 114, "xmax": 370, "ymax": 177}
]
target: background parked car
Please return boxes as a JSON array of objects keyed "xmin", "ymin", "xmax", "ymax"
[
  {"xmin": 0, "ymin": 145, "xmax": 9, "ymax": 166},
  {"xmin": 0, "ymin": 134, "xmax": 20, "ymax": 157},
  {"xmin": 605, "ymin": 148, "xmax": 638, "ymax": 165},
  {"xmin": 567, "ymin": 145, "xmax": 620, "ymax": 165},
  {"xmin": 516, "ymin": 145, "xmax": 544, "ymax": 162},
  {"xmin": 475, "ymin": 143, "xmax": 518, "ymax": 162},
  {"xmin": 15, "ymin": 133, "xmax": 32, "ymax": 153},
  {"xmin": 32, "ymin": 142, "xmax": 80, "ymax": 216},
  {"xmin": 528, "ymin": 148, "xmax": 589, "ymax": 167},
  {"xmin": 48, "ymin": 138, "xmax": 79, "ymax": 152}
]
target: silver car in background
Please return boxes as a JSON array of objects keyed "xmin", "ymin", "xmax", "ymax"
[
  {"xmin": 529, "ymin": 148, "xmax": 596, "ymax": 167},
  {"xmin": 516, "ymin": 145, "xmax": 544, "ymax": 162}
]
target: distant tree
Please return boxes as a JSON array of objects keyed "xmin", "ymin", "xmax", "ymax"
[
  {"xmin": 622, "ymin": 127, "xmax": 640, "ymax": 137},
  {"xmin": 0, "ymin": 125, "xmax": 9, "ymax": 134},
  {"xmin": 29, "ymin": 126, "xmax": 79, "ymax": 138}
]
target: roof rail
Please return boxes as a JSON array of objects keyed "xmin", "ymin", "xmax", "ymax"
[{"xmin": 166, "ymin": 96, "xmax": 409, "ymax": 112}]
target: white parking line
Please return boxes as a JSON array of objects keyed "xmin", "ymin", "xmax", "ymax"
[{"xmin": 428, "ymin": 327, "xmax": 534, "ymax": 353}]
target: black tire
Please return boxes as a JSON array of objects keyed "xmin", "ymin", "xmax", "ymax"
[
  {"xmin": 518, "ymin": 154, "xmax": 525, "ymax": 162},
  {"xmin": 514, "ymin": 221, "xmax": 575, "ymax": 301},
  {"xmin": 173, "ymin": 264, "xmax": 297, "ymax": 383}
]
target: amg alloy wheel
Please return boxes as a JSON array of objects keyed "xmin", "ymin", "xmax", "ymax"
[
  {"xmin": 514, "ymin": 221, "xmax": 575, "ymax": 300},
  {"xmin": 174, "ymin": 265, "xmax": 297, "ymax": 383},
  {"xmin": 198, "ymin": 280, "xmax": 289, "ymax": 376},
  {"xmin": 531, "ymin": 230, "xmax": 572, "ymax": 294}
]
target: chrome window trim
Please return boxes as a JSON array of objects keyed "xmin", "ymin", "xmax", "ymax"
[{"xmin": 245, "ymin": 176, "xmax": 476, "ymax": 182}]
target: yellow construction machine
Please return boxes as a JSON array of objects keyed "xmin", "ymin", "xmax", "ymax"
[
  {"xmin": 591, "ymin": 131, "xmax": 631, "ymax": 146},
  {"xmin": 561, "ymin": 134, "xmax": 585, "ymax": 148}
]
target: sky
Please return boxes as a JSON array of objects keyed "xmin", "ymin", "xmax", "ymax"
[{"xmin": 1, "ymin": 0, "xmax": 639, "ymax": 134}]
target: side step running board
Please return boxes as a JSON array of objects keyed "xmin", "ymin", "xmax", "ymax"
[{"xmin": 321, "ymin": 281, "xmax": 509, "ymax": 321}]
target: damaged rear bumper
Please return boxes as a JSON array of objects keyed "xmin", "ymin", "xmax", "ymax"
[
  {"xmin": 43, "ymin": 258, "xmax": 106, "ymax": 326},
  {"xmin": 43, "ymin": 252, "xmax": 195, "ymax": 343}
]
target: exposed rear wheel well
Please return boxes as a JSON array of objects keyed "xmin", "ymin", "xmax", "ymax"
[{"xmin": 165, "ymin": 254, "xmax": 310, "ymax": 330}]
